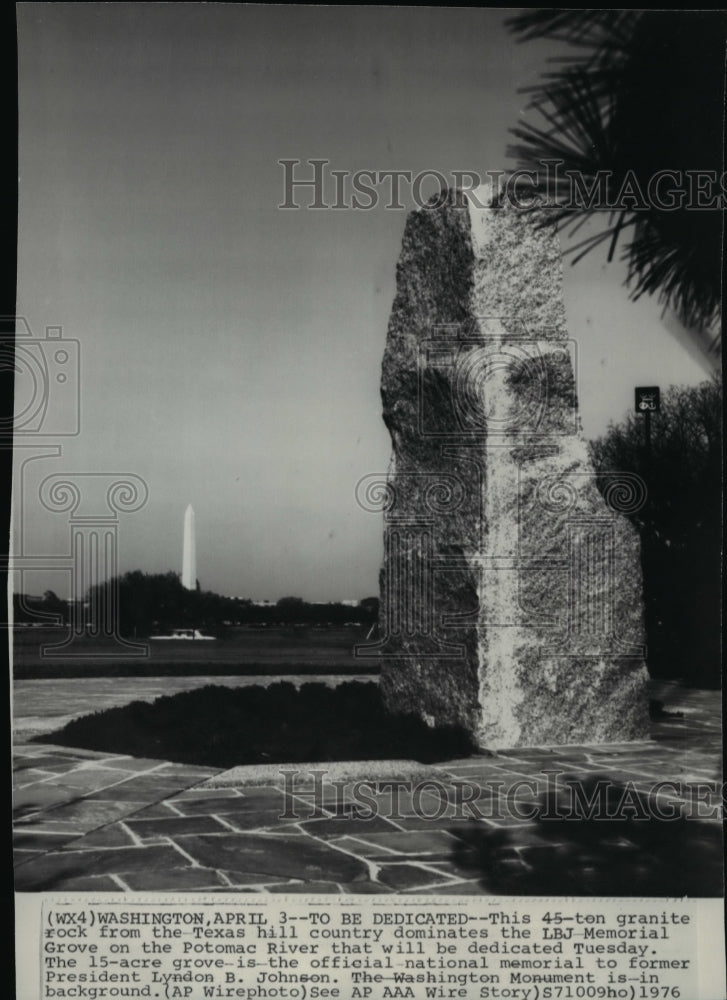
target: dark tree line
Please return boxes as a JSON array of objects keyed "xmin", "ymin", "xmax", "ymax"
[
  {"xmin": 14, "ymin": 572, "xmax": 378, "ymax": 635},
  {"xmin": 13, "ymin": 590, "xmax": 69, "ymax": 626},
  {"xmin": 590, "ymin": 378, "xmax": 722, "ymax": 687}
]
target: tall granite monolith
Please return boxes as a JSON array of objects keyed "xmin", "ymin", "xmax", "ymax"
[{"xmin": 368, "ymin": 187, "xmax": 650, "ymax": 749}]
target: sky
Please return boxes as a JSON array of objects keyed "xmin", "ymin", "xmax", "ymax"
[{"xmin": 14, "ymin": 4, "xmax": 717, "ymax": 603}]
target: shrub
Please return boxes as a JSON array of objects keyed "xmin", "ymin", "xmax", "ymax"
[{"xmin": 34, "ymin": 681, "xmax": 477, "ymax": 767}]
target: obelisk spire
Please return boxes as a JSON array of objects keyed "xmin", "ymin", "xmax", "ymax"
[{"xmin": 182, "ymin": 504, "xmax": 196, "ymax": 590}]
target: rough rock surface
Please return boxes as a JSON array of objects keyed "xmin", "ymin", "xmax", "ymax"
[{"xmin": 372, "ymin": 187, "xmax": 650, "ymax": 749}]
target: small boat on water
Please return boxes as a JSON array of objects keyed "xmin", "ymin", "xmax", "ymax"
[{"xmin": 150, "ymin": 628, "xmax": 216, "ymax": 641}]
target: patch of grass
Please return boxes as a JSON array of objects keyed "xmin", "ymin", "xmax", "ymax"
[{"xmin": 33, "ymin": 681, "xmax": 477, "ymax": 767}]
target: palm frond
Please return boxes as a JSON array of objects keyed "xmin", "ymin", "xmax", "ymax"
[
  {"xmin": 504, "ymin": 9, "xmax": 725, "ymax": 341},
  {"xmin": 506, "ymin": 10, "xmax": 635, "ymax": 50}
]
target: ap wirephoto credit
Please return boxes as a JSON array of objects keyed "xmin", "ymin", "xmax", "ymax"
[{"xmin": 9, "ymin": 6, "xmax": 725, "ymax": 1000}]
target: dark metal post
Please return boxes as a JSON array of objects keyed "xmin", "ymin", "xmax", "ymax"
[
  {"xmin": 644, "ymin": 408, "xmax": 651, "ymax": 468},
  {"xmin": 635, "ymin": 388, "xmax": 660, "ymax": 458},
  {"xmin": 635, "ymin": 386, "xmax": 659, "ymax": 497}
]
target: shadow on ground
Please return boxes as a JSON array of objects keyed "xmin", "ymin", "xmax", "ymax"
[{"xmin": 450, "ymin": 776, "xmax": 724, "ymax": 896}]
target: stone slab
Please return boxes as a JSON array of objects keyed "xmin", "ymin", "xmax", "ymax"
[
  {"xmin": 376, "ymin": 864, "xmax": 456, "ymax": 890},
  {"xmin": 298, "ymin": 815, "xmax": 403, "ymax": 838},
  {"xmin": 15, "ymin": 844, "xmax": 193, "ymax": 890},
  {"xmin": 205, "ymin": 760, "xmax": 440, "ymax": 787},
  {"xmin": 124, "ymin": 816, "xmax": 232, "ymax": 839},
  {"xmin": 179, "ymin": 833, "xmax": 370, "ymax": 883},
  {"xmin": 119, "ymin": 868, "xmax": 230, "ymax": 891},
  {"xmin": 375, "ymin": 187, "xmax": 650, "ymax": 748}
]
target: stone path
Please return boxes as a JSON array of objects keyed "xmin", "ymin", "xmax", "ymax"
[{"xmin": 13, "ymin": 681, "xmax": 723, "ymax": 894}]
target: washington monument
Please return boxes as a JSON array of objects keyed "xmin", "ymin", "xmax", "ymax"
[{"xmin": 182, "ymin": 504, "xmax": 196, "ymax": 590}]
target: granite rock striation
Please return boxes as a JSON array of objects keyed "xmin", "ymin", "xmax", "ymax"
[{"xmin": 371, "ymin": 187, "xmax": 650, "ymax": 749}]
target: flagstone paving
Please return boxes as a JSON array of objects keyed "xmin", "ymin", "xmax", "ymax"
[{"xmin": 13, "ymin": 680, "xmax": 723, "ymax": 894}]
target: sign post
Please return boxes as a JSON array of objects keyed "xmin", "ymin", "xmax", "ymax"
[{"xmin": 635, "ymin": 386, "xmax": 660, "ymax": 465}]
